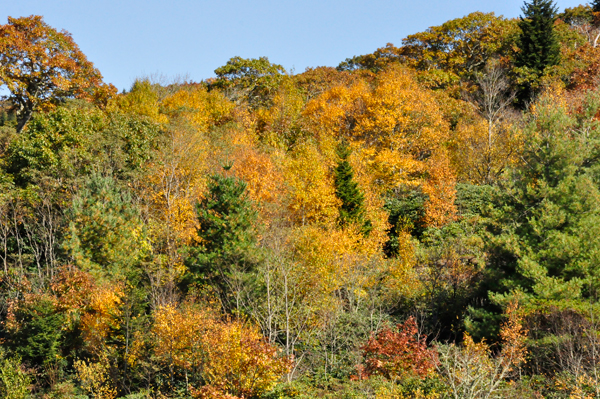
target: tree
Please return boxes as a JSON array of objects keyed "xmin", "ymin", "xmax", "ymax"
[
  {"xmin": 515, "ymin": 0, "xmax": 560, "ymax": 103},
  {"xmin": 211, "ymin": 56, "xmax": 285, "ymax": 107},
  {"xmin": 334, "ymin": 141, "xmax": 371, "ymax": 234},
  {"xmin": 468, "ymin": 88, "xmax": 600, "ymax": 340},
  {"xmin": 401, "ymin": 12, "xmax": 519, "ymax": 87},
  {"xmin": 186, "ymin": 173, "xmax": 259, "ymax": 310},
  {"xmin": 0, "ymin": 15, "xmax": 115, "ymax": 133},
  {"xmin": 358, "ymin": 317, "xmax": 437, "ymax": 382},
  {"xmin": 64, "ymin": 173, "xmax": 149, "ymax": 281},
  {"xmin": 593, "ymin": 0, "xmax": 600, "ymax": 13}
]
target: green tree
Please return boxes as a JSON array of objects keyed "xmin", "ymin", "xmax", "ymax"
[
  {"xmin": 6, "ymin": 299, "xmax": 65, "ymax": 367},
  {"xmin": 515, "ymin": 0, "xmax": 560, "ymax": 103},
  {"xmin": 64, "ymin": 173, "xmax": 148, "ymax": 281},
  {"xmin": 334, "ymin": 141, "xmax": 371, "ymax": 235},
  {"xmin": 593, "ymin": 0, "xmax": 600, "ymax": 13},
  {"xmin": 186, "ymin": 173, "xmax": 258, "ymax": 309},
  {"xmin": 212, "ymin": 56, "xmax": 285, "ymax": 107},
  {"xmin": 468, "ymin": 89, "xmax": 600, "ymax": 340},
  {"xmin": 0, "ymin": 350, "xmax": 30, "ymax": 399},
  {"xmin": 5, "ymin": 103, "xmax": 159, "ymax": 186}
]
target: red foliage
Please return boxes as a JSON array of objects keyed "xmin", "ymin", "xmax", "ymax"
[{"xmin": 357, "ymin": 317, "xmax": 437, "ymax": 381}]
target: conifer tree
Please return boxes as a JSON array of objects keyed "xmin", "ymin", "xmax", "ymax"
[
  {"xmin": 593, "ymin": 0, "xmax": 600, "ymax": 13},
  {"xmin": 186, "ymin": 173, "xmax": 258, "ymax": 307},
  {"xmin": 334, "ymin": 141, "xmax": 371, "ymax": 235},
  {"xmin": 515, "ymin": 0, "xmax": 560, "ymax": 103}
]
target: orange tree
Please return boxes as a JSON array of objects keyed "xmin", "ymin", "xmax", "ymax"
[{"xmin": 0, "ymin": 15, "xmax": 115, "ymax": 132}]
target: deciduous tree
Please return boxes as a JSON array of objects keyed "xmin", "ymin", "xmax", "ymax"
[{"xmin": 0, "ymin": 16, "xmax": 115, "ymax": 132}]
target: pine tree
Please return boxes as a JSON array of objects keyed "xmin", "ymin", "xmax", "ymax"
[
  {"xmin": 593, "ymin": 0, "xmax": 600, "ymax": 13},
  {"xmin": 515, "ymin": 0, "xmax": 560, "ymax": 103},
  {"xmin": 186, "ymin": 173, "xmax": 258, "ymax": 308},
  {"xmin": 467, "ymin": 91, "xmax": 600, "ymax": 340},
  {"xmin": 334, "ymin": 141, "xmax": 371, "ymax": 235}
]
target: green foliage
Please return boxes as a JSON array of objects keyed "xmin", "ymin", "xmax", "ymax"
[
  {"xmin": 212, "ymin": 56, "xmax": 286, "ymax": 107},
  {"xmin": 559, "ymin": 5, "xmax": 594, "ymax": 25},
  {"xmin": 186, "ymin": 173, "xmax": 258, "ymax": 306},
  {"xmin": 515, "ymin": 0, "xmax": 560, "ymax": 103},
  {"xmin": 4, "ymin": 103, "xmax": 159, "ymax": 186},
  {"xmin": 64, "ymin": 173, "xmax": 148, "ymax": 281},
  {"xmin": 0, "ymin": 349, "xmax": 31, "ymax": 399},
  {"xmin": 384, "ymin": 189, "xmax": 426, "ymax": 257},
  {"xmin": 7, "ymin": 298, "xmax": 65, "ymax": 367},
  {"xmin": 470, "ymin": 89, "xmax": 600, "ymax": 339},
  {"xmin": 334, "ymin": 141, "xmax": 371, "ymax": 235}
]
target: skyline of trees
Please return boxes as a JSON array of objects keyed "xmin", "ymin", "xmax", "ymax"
[{"xmin": 4, "ymin": 1, "xmax": 600, "ymax": 397}]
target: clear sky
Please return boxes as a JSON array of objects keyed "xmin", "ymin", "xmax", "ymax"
[{"xmin": 2, "ymin": 0, "xmax": 588, "ymax": 91}]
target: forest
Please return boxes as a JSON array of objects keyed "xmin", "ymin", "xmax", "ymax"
[{"xmin": 2, "ymin": 0, "xmax": 600, "ymax": 397}]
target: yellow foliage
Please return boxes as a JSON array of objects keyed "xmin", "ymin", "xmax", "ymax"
[
  {"xmin": 140, "ymin": 123, "xmax": 209, "ymax": 287},
  {"xmin": 302, "ymin": 66, "xmax": 456, "ymax": 227},
  {"xmin": 256, "ymin": 77, "xmax": 305, "ymax": 148},
  {"xmin": 80, "ymin": 282, "xmax": 124, "ymax": 355},
  {"xmin": 151, "ymin": 303, "xmax": 214, "ymax": 370},
  {"xmin": 449, "ymin": 108, "xmax": 522, "ymax": 185},
  {"xmin": 201, "ymin": 319, "xmax": 291, "ymax": 398},
  {"xmin": 160, "ymin": 86, "xmax": 234, "ymax": 131},
  {"xmin": 74, "ymin": 354, "xmax": 117, "ymax": 399},
  {"xmin": 149, "ymin": 303, "xmax": 290, "ymax": 398},
  {"xmin": 106, "ymin": 80, "xmax": 168, "ymax": 124},
  {"xmin": 283, "ymin": 140, "xmax": 340, "ymax": 226},
  {"xmin": 291, "ymin": 224, "xmax": 417, "ymax": 310}
]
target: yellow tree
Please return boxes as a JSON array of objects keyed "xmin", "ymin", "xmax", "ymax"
[
  {"xmin": 282, "ymin": 140, "xmax": 340, "ymax": 226},
  {"xmin": 302, "ymin": 66, "xmax": 457, "ymax": 228},
  {"xmin": 138, "ymin": 86, "xmax": 234, "ymax": 307}
]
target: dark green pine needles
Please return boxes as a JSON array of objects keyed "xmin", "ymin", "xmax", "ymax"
[
  {"xmin": 334, "ymin": 140, "xmax": 371, "ymax": 235},
  {"xmin": 516, "ymin": 0, "xmax": 560, "ymax": 75},
  {"xmin": 515, "ymin": 0, "xmax": 560, "ymax": 104}
]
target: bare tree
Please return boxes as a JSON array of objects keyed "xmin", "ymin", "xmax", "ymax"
[{"xmin": 461, "ymin": 60, "xmax": 519, "ymax": 184}]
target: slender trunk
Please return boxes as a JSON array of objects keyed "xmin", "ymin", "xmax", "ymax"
[{"xmin": 16, "ymin": 107, "xmax": 33, "ymax": 133}]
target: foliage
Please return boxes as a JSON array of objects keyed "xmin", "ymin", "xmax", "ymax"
[
  {"xmin": 0, "ymin": 350, "xmax": 31, "ymax": 399},
  {"xmin": 474, "ymin": 88, "xmax": 600, "ymax": 332},
  {"xmin": 437, "ymin": 302, "xmax": 527, "ymax": 399},
  {"xmin": 4, "ymin": 7, "xmax": 600, "ymax": 398},
  {"xmin": 74, "ymin": 355, "xmax": 117, "ymax": 399},
  {"xmin": 5, "ymin": 104, "xmax": 159, "ymax": 185},
  {"xmin": 212, "ymin": 56, "xmax": 286, "ymax": 107},
  {"xmin": 358, "ymin": 317, "xmax": 437, "ymax": 382},
  {"xmin": 400, "ymin": 12, "xmax": 519, "ymax": 88},
  {"xmin": 515, "ymin": 0, "xmax": 561, "ymax": 103},
  {"xmin": 334, "ymin": 141, "xmax": 371, "ymax": 234},
  {"xmin": 64, "ymin": 173, "xmax": 149, "ymax": 281},
  {"xmin": 5, "ymin": 295, "xmax": 65, "ymax": 367},
  {"xmin": 186, "ymin": 173, "xmax": 258, "ymax": 309},
  {"xmin": 0, "ymin": 16, "xmax": 115, "ymax": 132}
]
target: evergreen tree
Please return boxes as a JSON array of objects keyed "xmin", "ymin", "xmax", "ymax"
[
  {"xmin": 593, "ymin": 0, "xmax": 600, "ymax": 13},
  {"xmin": 467, "ymin": 90, "xmax": 600, "ymax": 340},
  {"xmin": 515, "ymin": 0, "xmax": 560, "ymax": 104},
  {"xmin": 334, "ymin": 141, "xmax": 371, "ymax": 235},
  {"xmin": 64, "ymin": 173, "xmax": 148, "ymax": 281},
  {"xmin": 186, "ymin": 173, "xmax": 258, "ymax": 308}
]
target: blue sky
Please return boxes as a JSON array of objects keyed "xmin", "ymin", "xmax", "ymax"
[{"xmin": 2, "ymin": 0, "xmax": 588, "ymax": 91}]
